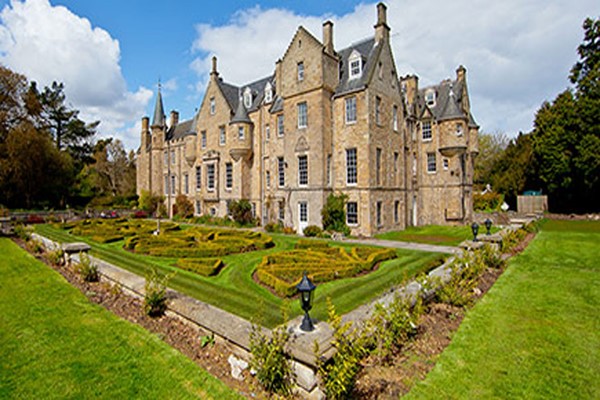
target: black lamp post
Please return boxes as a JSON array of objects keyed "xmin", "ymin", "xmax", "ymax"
[
  {"xmin": 484, "ymin": 218, "xmax": 492, "ymax": 235},
  {"xmin": 471, "ymin": 222, "xmax": 479, "ymax": 242},
  {"xmin": 296, "ymin": 272, "xmax": 316, "ymax": 332}
]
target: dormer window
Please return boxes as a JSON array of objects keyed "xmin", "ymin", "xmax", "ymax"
[
  {"xmin": 349, "ymin": 50, "xmax": 362, "ymax": 80},
  {"xmin": 264, "ymin": 82, "xmax": 273, "ymax": 103},
  {"xmin": 243, "ymin": 87, "xmax": 252, "ymax": 108},
  {"xmin": 425, "ymin": 90, "xmax": 436, "ymax": 107}
]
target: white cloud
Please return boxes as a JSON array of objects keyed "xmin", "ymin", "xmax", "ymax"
[
  {"xmin": 0, "ymin": 0, "xmax": 151, "ymax": 149},
  {"xmin": 190, "ymin": 0, "xmax": 597, "ymax": 136}
]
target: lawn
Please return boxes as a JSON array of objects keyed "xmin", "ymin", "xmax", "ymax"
[
  {"xmin": 375, "ymin": 224, "xmax": 499, "ymax": 246},
  {"xmin": 0, "ymin": 238, "xmax": 241, "ymax": 400},
  {"xmin": 405, "ymin": 219, "xmax": 600, "ymax": 399},
  {"xmin": 35, "ymin": 223, "xmax": 443, "ymax": 328}
]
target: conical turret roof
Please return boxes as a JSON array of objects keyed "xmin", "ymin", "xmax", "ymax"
[
  {"xmin": 152, "ymin": 85, "xmax": 166, "ymax": 127},
  {"xmin": 230, "ymin": 94, "xmax": 251, "ymax": 124}
]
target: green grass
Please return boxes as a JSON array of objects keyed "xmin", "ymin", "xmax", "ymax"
[
  {"xmin": 405, "ymin": 219, "xmax": 600, "ymax": 399},
  {"xmin": 375, "ymin": 224, "xmax": 500, "ymax": 246},
  {"xmin": 35, "ymin": 224, "xmax": 443, "ymax": 328},
  {"xmin": 0, "ymin": 238, "xmax": 241, "ymax": 400}
]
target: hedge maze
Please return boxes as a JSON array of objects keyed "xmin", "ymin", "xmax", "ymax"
[
  {"xmin": 59, "ymin": 220, "xmax": 398, "ymax": 296},
  {"xmin": 256, "ymin": 239, "xmax": 397, "ymax": 297}
]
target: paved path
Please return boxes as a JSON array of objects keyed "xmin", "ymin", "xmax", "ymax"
[{"xmin": 343, "ymin": 237, "xmax": 460, "ymax": 254}]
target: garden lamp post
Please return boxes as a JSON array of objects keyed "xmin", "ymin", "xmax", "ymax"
[
  {"xmin": 484, "ymin": 218, "xmax": 492, "ymax": 235},
  {"xmin": 296, "ymin": 272, "xmax": 316, "ymax": 332},
  {"xmin": 471, "ymin": 222, "xmax": 479, "ymax": 242}
]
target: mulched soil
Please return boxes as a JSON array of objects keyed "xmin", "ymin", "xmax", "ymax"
[
  {"xmin": 13, "ymin": 238, "xmax": 266, "ymax": 399},
  {"xmin": 14, "ymin": 228, "xmax": 536, "ymax": 400}
]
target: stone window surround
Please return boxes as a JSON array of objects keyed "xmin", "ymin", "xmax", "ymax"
[
  {"xmin": 297, "ymin": 102, "xmax": 308, "ymax": 129},
  {"xmin": 277, "ymin": 114, "xmax": 284, "ymax": 137},
  {"xmin": 299, "ymin": 201, "xmax": 308, "ymax": 222},
  {"xmin": 238, "ymin": 126, "xmax": 245, "ymax": 140},
  {"xmin": 201, "ymin": 131, "xmax": 207, "ymax": 148},
  {"xmin": 297, "ymin": 61, "xmax": 304, "ymax": 82},
  {"xmin": 422, "ymin": 121, "xmax": 432, "ymax": 141},
  {"xmin": 278, "ymin": 156, "xmax": 285, "ymax": 187},
  {"xmin": 393, "ymin": 105, "xmax": 398, "ymax": 131},
  {"xmin": 225, "ymin": 162, "xmax": 233, "ymax": 190},
  {"xmin": 427, "ymin": 152, "xmax": 437, "ymax": 173},
  {"xmin": 184, "ymin": 173, "xmax": 189, "ymax": 194},
  {"xmin": 219, "ymin": 126, "xmax": 226, "ymax": 145},
  {"xmin": 375, "ymin": 96, "xmax": 382, "ymax": 126},
  {"xmin": 298, "ymin": 154, "xmax": 308, "ymax": 186},
  {"xmin": 207, "ymin": 163, "xmax": 216, "ymax": 191},
  {"xmin": 195, "ymin": 166, "xmax": 201, "ymax": 190},
  {"xmin": 346, "ymin": 147, "xmax": 357, "ymax": 185},
  {"xmin": 210, "ymin": 97, "xmax": 216, "ymax": 115},
  {"xmin": 394, "ymin": 200, "xmax": 400, "ymax": 223},
  {"xmin": 376, "ymin": 201, "xmax": 383, "ymax": 227},
  {"xmin": 345, "ymin": 96, "xmax": 357, "ymax": 124}
]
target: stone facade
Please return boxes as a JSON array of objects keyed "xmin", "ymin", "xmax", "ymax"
[{"xmin": 136, "ymin": 2, "xmax": 479, "ymax": 236}]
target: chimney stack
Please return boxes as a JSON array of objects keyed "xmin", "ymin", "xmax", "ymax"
[
  {"xmin": 456, "ymin": 65, "xmax": 466, "ymax": 82},
  {"xmin": 374, "ymin": 2, "xmax": 390, "ymax": 43},
  {"xmin": 170, "ymin": 110, "xmax": 179, "ymax": 128},
  {"xmin": 323, "ymin": 21, "xmax": 334, "ymax": 55},
  {"xmin": 142, "ymin": 116, "xmax": 149, "ymax": 132},
  {"xmin": 211, "ymin": 56, "xmax": 218, "ymax": 77}
]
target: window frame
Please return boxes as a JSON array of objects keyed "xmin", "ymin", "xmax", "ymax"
[
  {"xmin": 238, "ymin": 126, "xmax": 245, "ymax": 140},
  {"xmin": 346, "ymin": 148, "xmax": 357, "ymax": 185},
  {"xmin": 277, "ymin": 114, "xmax": 284, "ymax": 137},
  {"xmin": 225, "ymin": 162, "xmax": 233, "ymax": 190},
  {"xmin": 201, "ymin": 130, "xmax": 207, "ymax": 148},
  {"xmin": 375, "ymin": 96, "xmax": 382, "ymax": 125},
  {"xmin": 277, "ymin": 157, "xmax": 285, "ymax": 187},
  {"xmin": 422, "ymin": 121, "xmax": 432, "ymax": 141},
  {"xmin": 298, "ymin": 155, "xmax": 308, "ymax": 186},
  {"xmin": 347, "ymin": 201, "xmax": 358, "ymax": 225},
  {"xmin": 210, "ymin": 97, "xmax": 216, "ymax": 115},
  {"xmin": 297, "ymin": 61, "xmax": 304, "ymax": 82},
  {"xmin": 297, "ymin": 102, "xmax": 307, "ymax": 129},
  {"xmin": 207, "ymin": 164, "xmax": 215, "ymax": 191},
  {"xmin": 195, "ymin": 166, "xmax": 201, "ymax": 190},
  {"xmin": 219, "ymin": 126, "xmax": 226, "ymax": 145},
  {"xmin": 427, "ymin": 152, "xmax": 437, "ymax": 173},
  {"xmin": 345, "ymin": 96, "xmax": 357, "ymax": 124}
]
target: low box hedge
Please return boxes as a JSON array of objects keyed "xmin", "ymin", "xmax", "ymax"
[{"xmin": 175, "ymin": 258, "xmax": 224, "ymax": 277}]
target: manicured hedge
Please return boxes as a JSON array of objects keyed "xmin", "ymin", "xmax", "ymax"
[
  {"xmin": 175, "ymin": 258, "xmax": 224, "ymax": 277},
  {"xmin": 256, "ymin": 244, "xmax": 397, "ymax": 297}
]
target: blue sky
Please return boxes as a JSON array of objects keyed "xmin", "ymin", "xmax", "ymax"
[{"xmin": 0, "ymin": 0, "xmax": 597, "ymax": 149}]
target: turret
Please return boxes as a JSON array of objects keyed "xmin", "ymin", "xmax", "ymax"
[
  {"xmin": 229, "ymin": 94, "xmax": 253, "ymax": 162},
  {"xmin": 151, "ymin": 85, "xmax": 166, "ymax": 128}
]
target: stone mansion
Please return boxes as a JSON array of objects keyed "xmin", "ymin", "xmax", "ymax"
[{"xmin": 136, "ymin": 3, "xmax": 479, "ymax": 237}]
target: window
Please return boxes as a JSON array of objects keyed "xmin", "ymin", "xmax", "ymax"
[
  {"xmin": 443, "ymin": 158, "xmax": 449, "ymax": 170},
  {"xmin": 219, "ymin": 126, "xmax": 226, "ymax": 145},
  {"xmin": 184, "ymin": 173, "xmax": 189, "ymax": 194},
  {"xmin": 394, "ymin": 200, "xmax": 400, "ymax": 223},
  {"xmin": 225, "ymin": 162, "xmax": 233, "ymax": 190},
  {"xmin": 277, "ymin": 114, "xmax": 284, "ymax": 136},
  {"xmin": 243, "ymin": 88, "xmax": 252, "ymax": 108},
  {"xmin": 422, "ymin": 121, "xmax": 432, "ymax": 140},
  {"xmin": 412, "ymin": 153, "xmax": 417, "ymax": 176},
  {"xmin": 297, "ymin": 102, "xmax": 307, "ymax": 128},
  {"xmin": 171, "ymin": 150, "xmax": 176, "ymax": 164},
  {"xmin": 164, "ymin": 151, "xmax": 168, "ymax": 165},
  {"xmin": 278, "ymin": 157, "xmax": 285, "ymax": 187},
  {"xmin": 349, "ymin": 52, "xmax": 362, "ymax": 79},
  {"xmin": 345, "ymin": 96, "xmax": 357, "ymax": 123},
  {"xmin": 427, "ymin": 152, "xmax": 437, "ymax": 173},
  {"xmin": 164, "ymin": 175, "xmax": 169, "ymax": 194},
  {"xmin": 264, "ymin": 83, "xmax": 273, "ymax": 103},
  {"xmin": 238, "ymin": 126, "xmax": 245, "ymax": 140},
  {"xmin": 210, "ymin": 207, "xmax": 216, "ymax": 216},
  {"xmin": 376, "ymin": 201, "xmax": 382, "ymax": 227},
  {"xmin": 347, "ymin": 202, "xmax": 358, "ymax": 225},
  {"xmin": 375, "ymin": 96, "xmax": 381, "ymax": 125},
  {"xmin": 210, "ymin": 97, "xmax": 215, "ymax": 115},
  {"xmin": 195, "ymin": 166, "xmax": 201, "ymax": 190},
  {"xmin": 376, "ymin": 148, "xmax": 382, "ymax": 185},
  {"xmin": 170, "ymin": 175, "xmax": 176, "ymax": 195},
  {"xmin": 207, "ymin": 164, "xmax": 215, "ymax": 190},
  {"xmin": 297, "ymin": 62, "xmax": 304, "ymax": 81},
  {"xmin": 298, "ymin": 155, "xmax": 308, "ymax": 186},
  {"xmin": 394, "ymin": 152, "xmax": 399, "ymax": 177},
  {"xmin": 265, "ymin": 124, "xmax": 270, "ymax": 142},
  {"xmin": 266, "ymin": 170, "xmax": 270, "ymax": 188},
  {"xmin": 393, "ymin": 105, "xmax": 398, "ymax": 131},
  {"xmin": 278, "ymin": 201, "xmax": 285, "ymax": 221},
  {"xmin": 195, "ymin": 200, "xmax": 201, "ymax": 215},
  {"xmin": 425, "ymin": 90, "xmax": 436, "ymax": 107},
  {"xmin": 299, "ymin": 202, "xmax": 308, "ymax": 222},
  {"xmin": 456, "ymin": 123, "xmax": 463, "ymax": 136},
  {"xmin": 378, "ymin": 62, "xmax": 383, "ymax": 80},
  {"xmin": 201, "ymin": 131, "xmax": 207, "ymax": 148},
  {"xmin": 346, "ymin": 148, "xmax": 357, "ymax": 185}
]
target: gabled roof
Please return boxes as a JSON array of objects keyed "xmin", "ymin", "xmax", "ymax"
[
  {"xmin": 417, "ymin": 79, "xmax": 469, "ymax": 122},
  {"xmin": 335, "ymin": 37, "xmax": 378, "ymax": 97},
  {"xmin": 166, "ymin": 118, "xmax": 196, "ymax": 141},
  {"xmin": 215, "ymin": 75, "xmax": 275, "ymax": 115}
]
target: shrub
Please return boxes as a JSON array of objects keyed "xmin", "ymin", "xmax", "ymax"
[
  {"xmin": 473, "ymin": 191, "xmax": 504, "ymax": 211},
  {"xmin": 480, "ymin": 244, "xmax": 505, "ymax": 269},
  {"xmin": 175, "ymin": 194, "xmax": 194, "ymax": 218},
  {"xmin": 228, "ymin": 199, "xmax": 255, "ymax": 226},
  {"xmin": 316, "ymin": 299, "xmax": 367, "ymax": 399},
  {"xmin": 281, "ymin": 226, "xmax": 296, "ymax": 235},
  {"xmin": 249, "ymin": 323, "xmax": 292, "ymax": 396},
  {"xmin": 175, "ymin": 258, "xmax": 224, "ymax": 277},
  {"xmin": 264, "ymin": 222, "xmax": 281, "ymax": 233},
  {"xmin": 14, "ymin": 224, "xmax": 31, "ymax": 241},
  {"xmin": 303, "ymin": 225, "xmax": 322, "ymax": 237},
  {"xmin": 436, "ymin": 251, "xmax": 486, "ymax": 308},
  {"xmin": 26, "ymin": 214, "xmax": 45, "ymax": 224},
  {"xmin": 133, "ymin": 210, "xmax": 149, "ymax": 218},
  {"xmin": 144, "ymin": 268, "xmax": 172, "ymax": 317},
  {"xmin": 25, "ymin": 238, "xmax": 43, "ymax": 254},
  {"xmin": 74, "ymin": 252, "xmax": 99, "ymax": 282},
  {"xmin": 138, "ymin": 190, "xmax": 165, "ymax": 216},
  {"xmin": 46, "ymin": 248, "xmax": 65, "ymax": 266},
  {"xmin": 322, "ymin": 192, "xmax": 351, "ymax": 236}
]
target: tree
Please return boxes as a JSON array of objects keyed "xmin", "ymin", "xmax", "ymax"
[
  {"xmin": 474, "ymin": 131, "xmax": 509, "ymax": 186},
  {"xmin": 174, "ymin": 194, "xmax": 194, "ymax": 219},
  {"xmin": 228, "ymin": 199, "xmax": 254, "ymax": 225},
  {"xmin": 89, "ymin": 138, "xmax": 136, "ymax": 202},
  {"xmin": 138, "ymin": 190, "xmax": 165, "ymax": 216}
]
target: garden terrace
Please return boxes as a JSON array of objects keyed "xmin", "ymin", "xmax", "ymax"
[{"xmin": 36, "ymin": 222, "xmax": 445, "ymax": 328}]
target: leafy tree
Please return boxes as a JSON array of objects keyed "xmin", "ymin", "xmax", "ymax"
[
  {"xmin": 228, "ymin": 199, "xmax": 254, "ymax": 225},
  {"xmin": 174, "ymin": 194, "xmax": 193, "ymax": 219},
  {"xmin": 138, "ymin": 190, "xmax": 165, "ymax": 216},
  {"xmin": 474, "ymin": 131, "xmax": 509, "ymax": 186}
]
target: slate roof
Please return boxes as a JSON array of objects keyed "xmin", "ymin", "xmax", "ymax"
[
  {"xmin": 166, "ymin": 118, "xmax": 196, "ymax": 141},
  {"xmin": 417, "ymin": 79, "xmax": 477, "ymax": 126},
  {"xmin": 216, "ymin": 75, "xmax": 275, "ymax": 115},
  {"xmin": 335, "ymin": 37, "xmax": 379, "ymax": 97},
  {"xmin": 152, "ymin": 88, "xmax": 166, "ymax": 127}
]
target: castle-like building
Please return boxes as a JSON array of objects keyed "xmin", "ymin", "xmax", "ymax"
[{"xmin": 136, "ymin": 3, "xmax": 479, "ymax": 237}]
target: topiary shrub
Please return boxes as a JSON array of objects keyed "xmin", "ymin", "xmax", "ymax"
[{"xmin": 303, "ymin": 225, "xmax": 322, "ymax": 237}]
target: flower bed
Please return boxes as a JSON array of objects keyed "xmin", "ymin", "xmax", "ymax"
[{"xmin": 256, "ymin": 242, "xmax": 397, "ymax": 297}]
